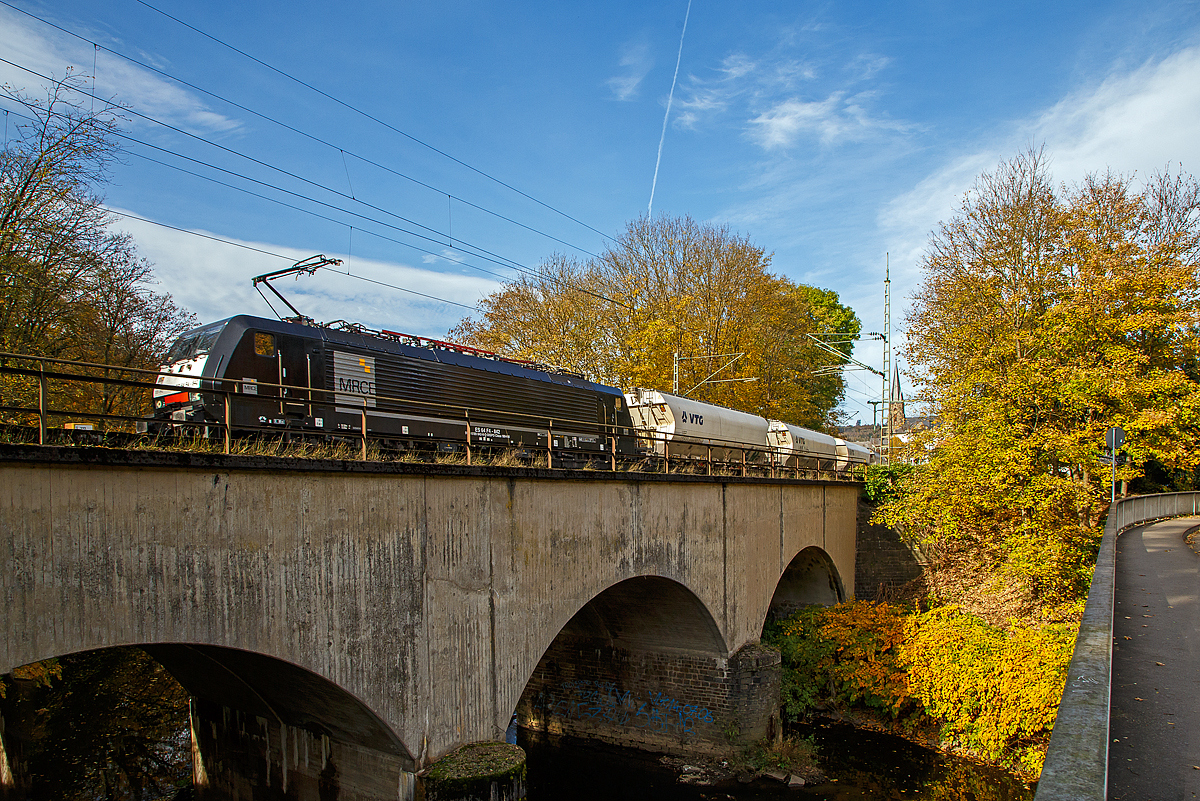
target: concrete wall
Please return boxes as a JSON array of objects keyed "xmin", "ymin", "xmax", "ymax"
[{"xmin": 0, "ymin": 446, "xmax": 859, "ymax": 767}]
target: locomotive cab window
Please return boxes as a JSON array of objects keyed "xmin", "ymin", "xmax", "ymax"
[
  {"xmin": 166, "ymin": 323, "xmax": 223, "ymax": 362},
  {"xmin": 254, "ymin": 332, "xmax": 276, "ymax": 356}
]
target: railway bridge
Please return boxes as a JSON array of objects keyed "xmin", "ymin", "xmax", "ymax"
[{"xmin": 0, "ymin": 444, "xmax": 860, "ymax": 797}]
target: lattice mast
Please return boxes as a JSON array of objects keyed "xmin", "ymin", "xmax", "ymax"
[{"xmin": 881, "ymin": 257, "xmax": 892, "ymax": 465}]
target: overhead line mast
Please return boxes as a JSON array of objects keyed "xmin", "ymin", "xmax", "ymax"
[{"xmin": 881, "ymin": 256, "xmax": 892, "ymax": 466}]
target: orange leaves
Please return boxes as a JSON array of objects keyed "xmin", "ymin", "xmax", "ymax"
[
  {"xmin": 448, "ymin": 215, "xmax": 860, "ymax": 430},
  {"xmin": 766, "ymin": 601, "xmax": 912, "ymax": 720}
]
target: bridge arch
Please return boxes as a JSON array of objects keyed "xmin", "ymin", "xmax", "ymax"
[
  {"xmin": 765, "ymin": 546, "xmax": 845, "ymax": 624},
  {"xmin": 540, "ymin": 574, "xmax": 729, "ymax": 659},
  {"xmin": 142, "ymin": 643, "xmax": 412, "ymax": 763},
  {"xmin": 513, "ymin": 575, "xmax": 779, "ymax": 753},
  {"xmin": 3, "ymin": 643, "xmax": 414, "ymax": 796}
]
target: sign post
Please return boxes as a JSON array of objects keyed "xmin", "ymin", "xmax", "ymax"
[{"xmin": 1105, "ymin": 426, "xmax": 1125, "ymax": 508}]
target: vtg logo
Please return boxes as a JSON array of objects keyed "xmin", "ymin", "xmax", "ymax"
[{"xmin": 682, "ymin": 410, "xmax": 704, "ymax": 425}]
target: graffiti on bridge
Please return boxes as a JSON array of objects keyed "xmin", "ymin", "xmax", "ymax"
[{"xmin": 536, "ymin": 679, "xmax": 714, "ymax": 736}]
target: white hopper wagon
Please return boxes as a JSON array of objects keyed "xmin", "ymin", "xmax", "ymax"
[
  {"xmin": 767, "ymin": 421, "xmax": 878, "ymax": 470},
  {"xmin": 766, "ymin": 421, "xmax": 838, "ymax": 468},
  {"xmin": 623, "ymin": 388, "xmax": 770, "ymax": 462}
]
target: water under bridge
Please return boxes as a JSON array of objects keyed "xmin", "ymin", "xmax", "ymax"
[{"xmin": 0, "ymin": 444, "xmax": 868, "ymax": 796}]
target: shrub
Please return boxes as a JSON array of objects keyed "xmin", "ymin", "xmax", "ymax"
[
  {"xmin": 765, "ymin": 600, "xmax": 910, "ymax": 720},
  {"xmin": 767, "ymin": 601, "xmax": 1076, "ymax": 778},
  {"xmin": 901, "ymin": 606, "xmax": 1074, "ymax": 774}
]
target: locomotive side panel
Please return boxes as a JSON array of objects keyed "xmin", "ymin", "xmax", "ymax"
[
  {"xmin": 320, "ymin": 346, "xmax": 618, "ymax": 453},
  {"xmin": 149, "ymin": 315, "xmax": 646, "ymax": 461}
]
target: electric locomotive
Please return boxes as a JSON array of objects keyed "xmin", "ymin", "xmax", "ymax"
[{"xmin": 147, "ymin": 314, "xmax": 638, "ymax": 461}]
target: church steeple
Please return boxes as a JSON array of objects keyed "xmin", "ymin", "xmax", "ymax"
[{"xmin": 889, "ymin": 364, "xmax": 905, "ymax": 433}]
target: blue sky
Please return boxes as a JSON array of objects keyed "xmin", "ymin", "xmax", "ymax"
[{"xmin": 2, "ymin": 0, "xmax": 1200, "ymax": 422}]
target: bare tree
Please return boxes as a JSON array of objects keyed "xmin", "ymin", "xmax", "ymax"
[{"xmin": 0, "ymin": 74, "xmax": 195, "ymax": 425}]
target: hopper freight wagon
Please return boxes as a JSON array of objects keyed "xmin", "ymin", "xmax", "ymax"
[
  {"xmin": 766, "ymin": 421, "xmax": 878, "ymax": 470},
  {"xmin": 623, "ymin": 387, "xmax": 772, "ymax": 462},
  {"xmin": 625, "ymin": 388, "xmax": 875, "ymax": 471}
]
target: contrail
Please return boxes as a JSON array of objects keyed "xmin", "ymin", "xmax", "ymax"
[{"xmin": 648, "ymin": 0, "xmax": 692, "ymax": 218}]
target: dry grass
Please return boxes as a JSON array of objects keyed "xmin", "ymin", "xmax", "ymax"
[
  {"xmin": 485, "ymin": 448, "xmax": 525, "ymax": 468},
  {"xmin": 1, "ymin": 424, "xmax": 861, "ymax": 485}
]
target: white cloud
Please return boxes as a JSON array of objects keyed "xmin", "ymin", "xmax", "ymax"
[
  {"xmin": 673, "ymin": 54, "xmax": 761, "ymax": 130},
  {"xmin": 847, "ymin": 54, "xmax": 891, "ymax": 81},
  {"xmin": 0, "ymin": 6, "xmax": 239, "ymax": 135},
  {"xmin": 606, "ymin": 41, "xmax": 654, "ymax": 101},
  {"xmin": 749, "ymin": 91, "xmax": 909, "ymax": 148},
  {"xmin": 1030, "ymin": 46, "xmax": 1200, "ymax": 179},
  {"xmin": 880, "ymin": 45, "xmax": 1200, "ymax": 291},
  {"xmin": 670, "ymin": 44, "xmax": 902, "ymax": 145},
  {"xmin": 109, "ymin": 211, "xmax": 501, "ymax": 338},
  {"xmin": 847, "ymin": 44, "xmax": 1200, "ymax": 421}
]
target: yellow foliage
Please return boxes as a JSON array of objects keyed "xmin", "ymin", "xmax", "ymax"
[
  {"xmin": 449, "ymin": 215, "xmax": 860, "ymax": 429},
  {"xmin": 900, "ymin": 607, "xmax": 1075, "ymax": 775},
  {"xmin": 767, "ymin": 601, "xmax": 1076, "ymax": 779},
  {"xmin": 880, "ymin": 154, "xmax": 1200, "ymax": 614}
]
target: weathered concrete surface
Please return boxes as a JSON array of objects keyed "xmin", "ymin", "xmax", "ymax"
[{"xmin": 0, "ymin": 445, "xmax": 858, "ymax": 768}]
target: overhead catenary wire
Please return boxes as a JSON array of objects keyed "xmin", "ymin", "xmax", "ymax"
[
  {"xmin": 120, "ymin": 146, "xmax": 523, "ymax": 285},
  {"xmin": 0, "ymin": 62, "xmax": 629, "ymax": 308},
  {"xmin": 3, "ymin": 59, "xmax": 877, "ymax": 395},
  {"xmin": 8, "ymin": 53, "xmax": 818, "ymax": 369},
  {"xmin": 8, "ymin": 102, "xmax": 548, "ymax": 305},
  {"xmin": 1, "ymin": 95, "xmax": 513, "ymax": 280},
  {"xmin": 0, "ymin": 56, "xmax": 528, "ymax": 271},
  {"xmin": 103, "ymin": 207, "xmax": 292, "ymax": 260},
  {"xmin": 104, "ymin": 208, "xmax": 480, "ymax": 312},
  {"xmin": 2, "ymin": 0, "xmax": 601, "ymax": 257},
  {"xmin": 127, "ymin": 0, "xmax": 615, "ymax": 243},
  {"xmin": 0, "ymin": 122, "xmax": 483, "ymax": 314}
]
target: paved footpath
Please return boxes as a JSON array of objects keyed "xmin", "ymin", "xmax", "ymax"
[{"xmin": 1108, "ymin": 516, "xmax": 1200, "ymax": 801}]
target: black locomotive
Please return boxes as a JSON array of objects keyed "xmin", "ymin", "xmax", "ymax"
[{"xmin": 148, "ymin": 314, "xmax": 638, "ymax": 461}]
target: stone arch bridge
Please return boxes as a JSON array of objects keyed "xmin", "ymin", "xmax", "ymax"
[{"xmin": 0, "ymin": 446, "xmax": 859, "ymax": 795}]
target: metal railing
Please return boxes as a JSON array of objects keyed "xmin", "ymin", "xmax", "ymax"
[
  {"xmin": 1035, "ymin": 491, "xmax": 1200, "ymax": 801},
  {"xmin": 0, "ymin": 351, "xmax": 863, "ymax": 481}
]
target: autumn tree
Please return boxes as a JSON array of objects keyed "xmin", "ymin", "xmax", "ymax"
[
  {"xmin": 879, "ymin": 149, "xmax": 1200, "ymax": 620},
  {"xmin": 0, "ymin": 75, "xmax": 194, "ymax": 424},
  {"xmin": 1, "ymin": 649, "xmax": 190, "ymax": 799},
  {"xmin": 450, "ymin": 215, "xmax": 859, "ymax": 429}
]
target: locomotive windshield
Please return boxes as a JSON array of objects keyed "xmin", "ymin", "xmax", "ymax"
[{"xmin": 165, "ymin": 323, "xmax": 225, "ymax": 363}]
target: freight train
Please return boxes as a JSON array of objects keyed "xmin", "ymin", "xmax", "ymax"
[{"xmin": 148, "ymin": 314, "xmax": 875, "ymax": 470}]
